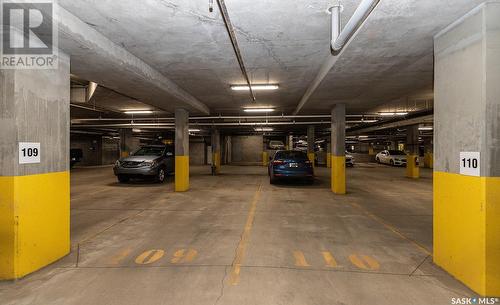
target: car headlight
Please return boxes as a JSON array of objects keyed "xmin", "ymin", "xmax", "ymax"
[
  {"xmin": 143, "ymin": 160, "xmax": 156, "ymax": 167},
  {"xmin": 115, "ymin": 160, "xmax": 121, "ymax": 166}
]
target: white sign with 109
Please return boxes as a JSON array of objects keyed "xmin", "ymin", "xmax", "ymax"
[
  {"xmin": 460, "ymin": 152, "xmax": 480, "ymax": 177},
  {"xmin": 19, "ymin": 142, "xmax": 41, "ymax": 164}
]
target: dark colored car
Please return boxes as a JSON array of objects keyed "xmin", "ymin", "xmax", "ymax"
[
  {"xmin": 70, "ymin": 148, "xmax": 83, "ymax": 169},
  {"xmin": 113, "ymin": 145, "xmax": 174, "ymax": 183},
  {"xmin": 268, "ymin": 150, "xmax": 314, "ymax": 184}
]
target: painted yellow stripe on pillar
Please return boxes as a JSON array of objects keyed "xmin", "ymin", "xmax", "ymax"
[
  {"xmin": 262, "ymin": 152, "xmax": 269, "ymax": 166},
  {"xmin": 434, "ymin": 172, "xmax": 500, "ymax": 296},
  {"xmin": 293, "ymin": 251, "xmax": 310, "ymax": 267},
  {"xmin": 213, "ymin": 152, "xmax": 221, "ymax": 173},
  {"xmin": 307, "ymin": 153, "xmax": 315, "ymax": 168},
  {"xmin": 406, "ymin": 154, "xmax": 420, "ymax": 178},
  {"xmin": 0, "ymin": 171, "xmax": 70, "ymax": 280},
  {"xmin": 326, "ymin": 153, "xmax": 331, "ymax": 168},
  {"xmin": 175, "ymin": 156, "xmax": 189, "ymax": 192},
  {"xmin": 321, "ymin": 251, "xmax": 338, "ymax": 268},
  {"xmin": 228, "ymin": 184, "xmax": 262, "ymax": 285},
  {"xmin": 331, "ymin": 156, "xmax": 346, "ymax": 194}
]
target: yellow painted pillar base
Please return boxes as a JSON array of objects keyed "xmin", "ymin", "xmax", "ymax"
[
  {"xmin": 331, "ymin": 156, "xmax": 346, "ymax": 194},
  {"xmin": 120, "ymin": 151, "xmax": 129, "ymax": 158},
  {"xmin": 263, "ymin": 152, "xmax": 269, "ymax": 166},
  {"xmin": 406, "ymin": 154, "xmax": 420, "ymax": 178},
  {"xmin": 175, "ymin": 156, "xmax": 189, "ymax": 192},
  {"xmin": 327, "ymin": 153, "xmax": 331, "ymax": 168},
  {"xmin": 434, "ymin": 172, "xmax": 500, "ymax": 296},
  {"xmin": 0, "ymin": 172, "xmax": 70, "ymax": 280},
  {"xmin": 213, "ymin": 152, "xmax": 221, "ymax": 174},
  {"xmin": 424, "ymin": 152, "xmax": 434, "ymax": 168},
  {"xmin": 308, "ymin": 153, "xmax": 315, "ymax": 168}
]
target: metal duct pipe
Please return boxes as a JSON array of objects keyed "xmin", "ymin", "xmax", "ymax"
[
  {"xmin": 293, "ymin": 0, "xmax": 381, "ymax": 115},
  {"xmin": 71, "ymin": 114, "xmax": 380, "ymax": 123},
  {"xmin": 216, "ymin": 0, "xmax": 256, "ymax": 102},
  {"xmin": 331, "ymin": 0, "xmax": 380, "ymax": 54},
  {"xmin": 71, "ymin": 121, "xmax": 333, "ymax": 129}
]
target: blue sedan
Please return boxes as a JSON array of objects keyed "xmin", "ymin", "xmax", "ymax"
[{"xmin": 268, "ymin": 150, "xmax": 314, "ymax": 184}]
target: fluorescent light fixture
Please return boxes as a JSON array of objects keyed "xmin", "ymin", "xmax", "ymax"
[
  {"xmin": 231, "ymin": 84, "xmax": 279, "ymax": 91},
  {"xmin": 244, "ymin": 108, "xmax": 275, "ymax": 113},
  {"xmin": 132, "ymin": 128, "xmax": 142, "ymax": 133},
  {"xmin": 419, "ymin": 127, "xmax": 433, "ymax": 131},
  {"xmin": 379, "ymin": 112, "xmax": 408, "ymax": 116},
  {"xmin": 358, "ymin": 135, "xmax": 369, "ymax": 138},
  {"xmin": 124, "ymin": 110, "xmax": 153, "ymax": 115},
  {"xmin": 189, "ymin": 129, "xmax": 201, "ymax": 132},
  {"xmin": 254, "ymin": 127, "xmax": 274, "ymax": 132}
]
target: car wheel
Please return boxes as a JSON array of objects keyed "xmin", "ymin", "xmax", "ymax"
[
  {"xmin": 376, "ymin": 157, "xmax": 380, "ymax": 163},
  {"xmin": 117, "ymin": 175, "xmax": 130, "ymax": 183},
  {"xmin": 390, "ymin": 159, "xmax": 394, "ymax": 166},
  {"xmin": 156, "ymin": 167, "xmax": 166, "ymax": 183}
]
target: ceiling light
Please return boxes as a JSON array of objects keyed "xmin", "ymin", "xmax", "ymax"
[
  {"xmin": 419, "ymin": 127, "xmax": 433, "ymax": 131},
  {"xmin": 255, "ymin": 127, "xmax": 274, "ymax": 132},
  {"xmin": 189, "ymin": 129, "xmax": 201, "ymax": 132},
  {"xmin": 244, "ymin": 108, "xmax": 275, "ymax": 113},
  {"xmin": 124, "ymin": 110, "xmax": 153, "ymax": 115},
  {"xmin": 379, "ymin": 112, "xmax": 408, "ymax": 116},
  {"xmin": 231, "ymin": 84, "xmax": 279, "ymax": 91},
  {"xmin": 132, "ymin": 129, "xmax": 142, "ymax": 133}
]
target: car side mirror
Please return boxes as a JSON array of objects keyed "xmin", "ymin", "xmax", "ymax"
[{"xmin": 166, "ymin": 152, "xmax": 173, "ymax": 156}]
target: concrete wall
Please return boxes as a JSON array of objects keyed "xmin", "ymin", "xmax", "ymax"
[
  {"xmin": 101, "ymin": 138, "xmax": 120, "ymax": 165},
  {"xmin": 190, "ymin": 139, "xmax": 206, "ymax": 165},
  {"xmin": 231, "ymin": 135, "xmax": 263, "ymax": 164}
]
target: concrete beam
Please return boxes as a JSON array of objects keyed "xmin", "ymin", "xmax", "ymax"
[{"xmin": 57, "ymin": 6, "xmax": 210, "ymax": 115}]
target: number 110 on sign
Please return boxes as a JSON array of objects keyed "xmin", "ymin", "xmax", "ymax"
[{"xmin": 459, "ymin": 152, "xmax": 480, "ymax": 177}]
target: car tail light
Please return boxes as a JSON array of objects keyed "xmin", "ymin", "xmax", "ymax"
[{"xmin": 272, "ymin": 160, "xmax": 285, "ymax": 165}]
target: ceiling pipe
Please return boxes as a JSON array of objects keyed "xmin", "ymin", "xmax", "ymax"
[
  {"xmin": 71, "ymin": 114, "xmax": 380, "ymax": 123},
  {"xmin": 293, "ymin": 0, "xmax": 381, "ymax": 115},
  {"xmin": 216, "ymin": 0, "xmax": 256, "ymax": 102}
]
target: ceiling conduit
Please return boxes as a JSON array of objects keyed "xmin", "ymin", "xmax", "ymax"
[{"xmin": 293, "ymin": 0, "xmax": 381, "ymax": 115}]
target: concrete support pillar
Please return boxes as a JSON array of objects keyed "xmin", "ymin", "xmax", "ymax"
[
  {"xmin": 389, "ymin": 140, "xmax": 397, "ymax": 150},
  {"xmin": 331, "ymin": 104, "xmax": 346, "ymax": 194},
  {"xmin": 434, "ymin": 2, "xmax": 500, "ymax": 296},
  {"xmin": 119, "ymin": 129, "xmax": 137, "ymax": 157},
  {"xmin": 175, "ymin": 109, "xmax": 189, "ymax": 192},
  {"xmin": 424, "ymin": 138, "xmax": 434, "ymax": 169},
  {"xmin": 406, "ymin": 125, "xmax": 420, "ymax": 179},
  {"xmin": 0, "ymin": 54, "xmax": 70, "ymax": 279},
  {"xmin": 211, "ymin": 129, "xmax": 221, "ymax": 174},
  {"xmin": 327, "ymin": 141, "xmax": 332, "ymax": 168},
  {"xmin": 307, "ymin": 126, "xmax": 315, "ymax": 166}
]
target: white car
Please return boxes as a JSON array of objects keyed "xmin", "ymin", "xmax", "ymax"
[
  {"xmin": 346, "ymin": 152, "xmax": 355, "ymax": 167},
  {"xmin": 376, "ymin": 150, "xmax": 407, "ymax": 166}
]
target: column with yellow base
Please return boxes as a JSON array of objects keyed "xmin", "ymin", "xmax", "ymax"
[
  {"xmin": 175, "ymin": 109, "xmax": 190, "ymax": 192},
  {"xmin": 406, "ymin": 125, "xmax": 420, "ymax": 179},
  {"xmin": 326, "ymin": 153, "xmax": 331, "ymax": 168},
  {"xmin": 406, "ymin": 154, "xmax": 420, "ymax": 178},
  {"xmin": 211, "ymin": 129, "xmax": 221, "ymax": 174},
  {"xmin": 307, "ymin": 152, "xmax": 315, "ymax": 168},
  {"xmin": 331, "ymin": 104, "xmax": 346, "ymax": 194},
  {"xmin": 0, "ymin": 54, "xmax": 71, "ymax": 279},
  {"xmin": 424, "ymin": 152, "xmax": 433, "ymax": 168},
  {"xmin": 434, "ymin": 3, "xmax": 500, "ymax": 296},
  {"xmin": 263, "ymin": 151, "xmax": 269, "ymax": 166}
]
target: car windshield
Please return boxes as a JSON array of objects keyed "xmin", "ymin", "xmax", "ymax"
[
  {"xmin": 388, "ymin": 150, "xmax": 406, "ymax": 156},
  {"xmin": 133, "ymin": 147, "xmax": 165, "ymax": 156},
  {"xmin": 275, "ymin": 151, "xmax": 308, "ymax": 160}
]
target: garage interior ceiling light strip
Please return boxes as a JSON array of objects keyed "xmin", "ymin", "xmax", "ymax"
[
  {"xmin": 231, "ymin": 84, "xmax": 279, "ymax": 91},
  {"xmin": 124, "ymin": 110, "xmax": 153, "ymax": 115},
  {"xmin": 243, "ymin": 108, "xmax": 275, "ymax": 113}
]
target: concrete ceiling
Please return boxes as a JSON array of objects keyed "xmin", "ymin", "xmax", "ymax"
[{"xmin": 60, "ymin": 0, "xmax": 486, "ymax": 115}]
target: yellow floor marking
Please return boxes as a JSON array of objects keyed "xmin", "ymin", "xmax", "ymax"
[
  {"xmin": 348, "ymin": 201, "xmax": 432, "ymax": 256},
  {"xmin": 184, "ymin": 249, "xmax": 198, "ymax": 262},
  {"xmin": 171, "ymin": 249, "xmax": 185, "ymax": 264},
  {"xmin": 228, "ymin": 184, "xmax": 262, "ymax": 286},
  {"xmin": 110, "ymin": 247, "xmax": 132, "ymax": 265},
  {"xmin": 349, "ymin": 254, "xmax": 380, "ymax": 270},
  {"xmin": 293, "ymin": 251, "xmax": 311, "ymax": 267},
  {"xmin": 321, "ymin": 251, "xmax": 338, "ymax": 268},
  {"xmin": 135, "ymin": 249, "xmax": 165, "ymax": 265}
]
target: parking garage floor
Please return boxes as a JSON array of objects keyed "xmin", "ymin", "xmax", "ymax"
[{"xmin": 0, "ymin": 164, "xmax": 473, "ymax": 305}]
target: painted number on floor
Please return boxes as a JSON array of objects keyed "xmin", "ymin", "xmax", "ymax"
[
  {"xmin": 19, "ymin": 142, "xmax": 41, "ymax": 164},
  {"xmin": 460, "ymin": 152, "xmax": 480, "ymax": 176}
]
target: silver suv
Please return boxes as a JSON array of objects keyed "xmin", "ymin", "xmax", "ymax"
[{"xmin": 113, "ymin": 145, "xmax": 174, "ymax": 183}]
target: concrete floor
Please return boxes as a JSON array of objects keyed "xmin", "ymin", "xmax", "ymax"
[{"xmin": 0, "ymin": 164, "xmax": 474, "ymax": 304}]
